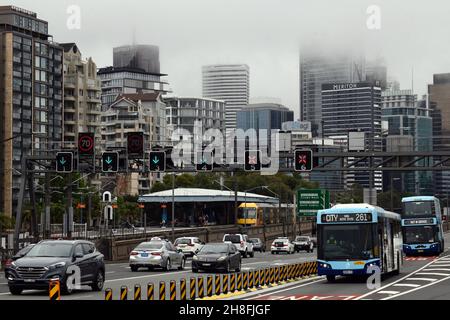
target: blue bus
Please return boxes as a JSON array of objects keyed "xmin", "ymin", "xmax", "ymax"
[
  {"xmin": 317, "ymin": 204, "xmax": 403, "ymax": 282},
  {"xmin": 401, "ymin": 196, "xmax": 445, "ymax": 255}
]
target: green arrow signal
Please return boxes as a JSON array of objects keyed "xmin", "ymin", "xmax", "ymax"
[
  {"xmin": 152, "ymin": 157, "xmax": 160, "ymax": 164},
  {"xmin": 59, "ymin": 158, "xmax": 66, "ymax": 165},
  {"xmin": 105, "ymin": 157, "xmax": 113, "ymax": 164}
]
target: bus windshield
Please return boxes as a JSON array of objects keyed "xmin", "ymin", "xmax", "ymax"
[
  {"xmin": 319, "ymin": 224, "xmax": 375, "ymax": 261},
  {"xmin": 403, "ymin": 201, "xmax": 434, "ymax": 218},
  {"xmin": 403, "ymin": 226, "xmax": 435, "ymax": 244},
  {"xmin": 238, "ymin": 208, "xmax": 257, "ymax": 219}
]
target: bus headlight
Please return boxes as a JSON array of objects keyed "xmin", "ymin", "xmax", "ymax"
[{"xmin": 319, "ymin": 263, "xmax": 331, "ymax": 269}]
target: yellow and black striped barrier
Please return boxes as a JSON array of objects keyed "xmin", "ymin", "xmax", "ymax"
[
  {"xmin": 275, "ymin": 266, "xmax": 280, "ymax": 283},
  {"xmin": 237, "ymin": 272, "xmax": 243, "ymax": 291},
  {"xmin": 105, "ymin": 288, "xmax": 113, "ymax": 301},
  {"xmin": 120, "ymin": 286, "xmax": 128, "ymax": 301},
  {"xmin": 230, "ymin": 273, "xmax": 236, "ymax": 292},
  {"xmin": 180, "ymin": 279, "xmax": 187, "ymax": 300},
  {"xmin": 147, "ymin": 283, "xmax": 154, "ymax": 300},
  {"xmin": 270, "ymin": 267, "xmax": 275, "ymax": 284},
  {"xmin": 207, "ymin": 276, "xmax": 213, "ymax": 297},
  {"xmin": 243, "ymin": 271, "xmax": 248, "ymax": 290},
  {"xmin": 190, "ymin": 277, "xmax": 196, "ymax": 300},
  {"xmin": 134, "ymin": 284, "xmax": 141, "ymax": 300},
  {"xmin": 198, "ymin": 277, "xmax": 204, "ymax": 299},
  {"xmin": 222, "ymin": 274, "xmax": 229, "ymax": 293},
  {"xmin": 249, "ymin": 270, "xmax": 254, "ymax": 288},
  {"xmin": 254, "ymin": 270, "xmax": 260, "ymax": 287},
  {"xmin": 264, "ymin": 268, "xmax": 269, "ymax": 285},
  {"xmin": 170, "ymin": 280, "xmax": 177, "ymax": 301},
  {"xmin": 215, "ymin": 274, "xmax": 221, "ymax": 296},
  {"xmin": 159, "ymin": 281, "xmax": 166, "ymax": 300},
  {"xmin": 49, "ymin": 280, "xmax": 60, "ymax": 301}
]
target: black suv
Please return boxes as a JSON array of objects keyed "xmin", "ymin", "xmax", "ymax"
[{"xmin": 5, "ymin": 240, "xmax": 105, "ymax": 295}]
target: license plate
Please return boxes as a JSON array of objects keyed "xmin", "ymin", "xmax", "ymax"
[
  {"xmin": 202, "ymin": 263, "xmax": 211, "ymax": 266},
  {"xmin": 343, "ymin": 270, "xmax": 353, "ymax": 275},
  {"xmin": 141, "ymin": 253, "xmax": 149, "ymax": 257},
  {"xmin": 418, "ymin": 250, "xmax": 424, "ymax": 253},
  {"xmin": 24, "ymin": 279, "xmax": 35, "ymax": 283}
]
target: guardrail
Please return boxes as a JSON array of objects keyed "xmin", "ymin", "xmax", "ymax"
[{"xmin": 104, "ymin": 261, "xmax": 318, "ymax": 301}]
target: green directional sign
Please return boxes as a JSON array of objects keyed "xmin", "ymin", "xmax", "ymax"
[
  {"xmin": 149, "ymin": 151, "xmax": 166, "ymax": 172},
  {"xmin": 297, "ymin": 189, "xmax": 330, "ymax": 217},
  {"xmin": 102, "ymin": 152, "xmax": 119, "ymax": 173},
  {"xmin": 56, "ymin": 152, "xmax": 73, "ymax": 173}
]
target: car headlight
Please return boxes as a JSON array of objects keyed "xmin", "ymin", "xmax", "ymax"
[
  {"xmin": 193, "ymin": 255, "xmax": 199, "ymax": 261},
  {"xmin": 10, "ymin": 261, "xmax": 17, "ymax": 269},
  {"xmin": 217, "ymin": 256, "xmax": 227, "ymax": 261},
  {"xmin": 48, "ymin": 262, "xmax": 66, "ymax": 270}
]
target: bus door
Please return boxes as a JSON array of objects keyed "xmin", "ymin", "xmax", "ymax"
[{"xmin": 388, "ymin": 221, "xmax": 395, "ymax": 269}]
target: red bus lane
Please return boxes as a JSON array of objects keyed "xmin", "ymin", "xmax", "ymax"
[{"xmin": 253, "ymin": 295, "xmax": 360, "ymax": 300}]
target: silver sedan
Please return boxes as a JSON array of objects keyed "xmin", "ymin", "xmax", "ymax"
[{"xmin": 129, "ymin": 240, "xmax": 186, "ymax": 272}]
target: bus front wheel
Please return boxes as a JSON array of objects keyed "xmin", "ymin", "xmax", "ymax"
[{"xmin": 326, "ymin": 275, "xmax": 336, "ymax": 282}]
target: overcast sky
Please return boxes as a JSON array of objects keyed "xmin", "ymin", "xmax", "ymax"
[{"xmin": 10, "ymin": 0, "xmax": 450, "ymax": 119}]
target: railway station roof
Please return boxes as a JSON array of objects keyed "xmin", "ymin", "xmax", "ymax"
[{"xmin": 138, "ymin": 188, "xmax": 279, "ymax": 204}]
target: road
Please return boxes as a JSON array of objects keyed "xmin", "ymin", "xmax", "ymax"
[
  {"xmin": 238, "ymin": 232, "xmax": 450, "ymax": 300},
  {"xmin": 0, "ymin": 250, "xmax": 316, "ymax": 300}
]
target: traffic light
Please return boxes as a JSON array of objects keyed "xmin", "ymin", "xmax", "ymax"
[
  {"xmin": 102, "ymin": 152, "xmax": 119, "ymax": 173},
  {"xmin": 149, "ymin": 151, "xmax": 166, "ymax": 172},
  {"xmin": 78, "ymin": 132, "xmax": 95, "ymax": 156},
  {"xmin": 56, "ymin": 152, "xmax": 73, "ymax": 173},
  {"xmin": 294, "ymin": 149, "xmax": 313, "ymax": 172},
  {"xmin": 196, "ymin": 151, "xmax": 213, "ymax": 171},
  {"xmin": 244, "ymin": 150, "xmax": 261, "ymax": 171},
  {"xmin": 127, "ymin": 132, "xmax": 144, "ymax": 158}
]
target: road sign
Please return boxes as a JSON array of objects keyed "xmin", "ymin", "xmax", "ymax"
[
  {"xmin": 245, "ymin": 150, "xmax": 261, "ymax": 171},
  {"xmin": 196, "ymin": 151, "xmax": 213, "ymax": 171},
  {"xmin": 294, "ymin": 149, "xmax": 313, "ymax": 172},
  {"xmin": 104, "ymin": 205, "xmax": 113, "ymax": 220},
  {"xmin": 102, "ymin": 191, "xmax": 112, "ymax": 203},
  {"xmin": 127, "ymin": 132, "xmax": 144, "ymax": 157},
  {"xmin": 149, "ymin": 151, "xmax": 166, "ymax": 172},
  {"xmin": 102, "ymin": 152, "xmax": 119, "ymax": 173},
  {"xmin": 297, "ymin": 189, "xmax": 330, "ymax": 217},
  {"xmin": 56, "ymin": 152, "xmax": 73, "ymax": 173},
  {"xmin": 78, "ymin": 132, "xmax": 95, "ymax": 156}
]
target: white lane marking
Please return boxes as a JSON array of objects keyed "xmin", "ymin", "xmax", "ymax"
[
  {"xmin": 415, "ymin": 272, "xmax": 450, "ymax": 277},
  {"xmin": 392, "ymin": 283, "xmax": 420, "ymax": 288},
  {"xmin": 383, "ymin": 275, "xmax": 450, "ymax": 300},
  {"xmin": 356, "ymin": 255, "xmax": 446, "ymax": 300},
  {"xmin": 248, "ymin": 278, "xmax": 326, "ymax": 299},
  {"xmin": 378, "ymin": 291, "xmax": 400, "ymax": 295},
  {"xmin": 105, "ymin": 270, "xmax": 191, "ymax": 283},
  {"xmin": 422, "ymin": 268, "xmax": 450, "ymax": 272},
  {"xmin": 431, "ymin": 263, "xmax": 450, "ymax": 267},
  {"xmin": 0, "ymin": 283, "xmax": 7, "ymax": 285},
  {"xmin": 405, "ymin": 277, "xmax": 437, "ymax": 282},
  {"xmin": 66, "ymin": 295, "xmax": 93, "ymax": 300},
  {"xmin": 106, "ymin": 271, "xmax": 116, "ymax": 274}
]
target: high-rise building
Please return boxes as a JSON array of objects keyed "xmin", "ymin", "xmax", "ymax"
[
  {"xmin": 300, "ymin": 50, "xmax": 365, "ymax": 136},
  {"xmin": 382, "ymin": 90, "xmax": 433, "ymax": 194},
  {"xmin": 0, "ymin": 6, "xmax": 63, "ymax": 218},
  {"xmin": 321, "ymin": 82, "xmax": 382, "ymax": 190},
  {"xmin": 428, "ymin": 73, "xmax": 450, "ymax": 197},
  {"xmin": 164, "ymin": 97, "xmax": 226, "ymax": 138},
  {"xmin": 98, "ymin": 44, "xmax": 170, "ymax": 110},
  {"xmin": 202, "ymin": 64, "xmax": 249, "ymax": 131},
  {"xmin": 366, "ymin": 58, "xmax": 387, "ymax": 90},
  {"xmin": 61, "ymin": 43, "xmax": 102, "ymax": 149}
]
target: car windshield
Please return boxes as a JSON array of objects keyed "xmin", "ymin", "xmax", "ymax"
[
  {"xmin": 296, "ymin": 237, "xmax": 309, "ymax": 241},
  {"xmin": 250, "ymin": 238, "xmax": 260, "ymax": 243},
  {"xmin": 26, "ymin": 243, "xmax": 73, "ymax": 258},
  {"xmin": 273, "ymin": 241, "xmax": 286, "ymax": 245},
  {"xmin": 224, "ymin": 235, "xmax": 241, "ymax": 243},
  {"xmin": 403, "ymin": 201, "xmax": 435, "ymax": 218},
  {"xmin": 174, "ymin": 239, "xmax": 191, "ymax": 245},
  {"xmin": 136, "ymin": 243, "xmax": 163, "ymax": 250},
  {"xmin": 199, "ymin": 244, "xmax": 229, "ymax": 254},
  {"xmin": 319, "ymin": 224, "xmax": 375, "ymax": 261},
  {"xmin": 403, "ymin": 226, "xmax": 435, "ymax": 244}
]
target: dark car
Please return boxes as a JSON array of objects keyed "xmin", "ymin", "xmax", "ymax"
[
  {"xmin": 292, "ymin": 236, "xmax": 314, "ymax": 253},
  {"xmin": 3, "ymin": 244, "xmax": 35, "ymax": 277},
  {"xmin": 5, "ymin": 240, "xmax": 105, "ymax": 295},
  {"xmin": 250, "ymin": 238, "xmax": 265, "ymax": 252},
  {"xmin": 192, "ymin": 243, "xmax": 241, "ymax": 273}
]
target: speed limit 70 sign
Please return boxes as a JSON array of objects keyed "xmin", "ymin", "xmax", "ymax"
[{"xmin": 78, "ymin": 132, "xmax": 95, "ymax": 156}]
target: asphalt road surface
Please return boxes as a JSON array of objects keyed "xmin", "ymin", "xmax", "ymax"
[
  {"xmin": 0, "ymin": 249, "xmax": 317, "ymax": 300},
  {"xmin": 239, "ymin": 232, "xmax": 450, "ymax": 300}
]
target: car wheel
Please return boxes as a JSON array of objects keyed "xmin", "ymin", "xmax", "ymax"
[
  {"xmin": 326, "ymin": 275, "xmax": 336, "ymax": 282},
  {"xmin": 91, "ymin": 270, "xmax": 105, "ymax": 292},
  {"xmin": 148, "ymin": 266, "xmax": 154, "ymax": 271},
  {"xmin": 62, "ymin": 277, "xmax": 74, "ymax": 295},
  {"xmin": 130, "ymin": 265, "xmax": 138, "ymax": 272},
  {"xmin": 271, "ymin": 251, "xmax": 274, "ymax": 254},
  {"xmin": 165, "ymin": 259, "xmax": 171, "ymax": 271},
  {"xmin": 243, "ymin": 250, "xmax": 248, "ymax": 258},
  {"xmin": 9, "ymin": 286, "xmax": 22, "ymax": 295},
  {"xmin": 192, "ymin": 268, "xmax": 198, "ymax": 273},
  {"xmin": 178, "ymin": 258, "xmax": 186, "ymax": 270},
  {"xmin": 250, "ymin": 251, "xmax": 254, "ymax": 258}
]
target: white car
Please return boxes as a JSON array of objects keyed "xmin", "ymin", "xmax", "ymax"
[
  {"xmin": 223, "ymin": 234, "xmax": 254, "ymax": 258},
  {"xmin": 271, "ymin": 238, "xmax": 295, "ymax": 254},
  {"xmin": 174, "ymin": 237, "xmax": 204, "ymax": 257}
]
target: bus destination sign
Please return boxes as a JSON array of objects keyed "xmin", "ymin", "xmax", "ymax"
[
  {"xmin": 403, "ymin": 218, "xmax": 434, "ymax": 226},
  {"xmin": 321, "ymin": 213, "xmax": 373, "ymax": 223}
]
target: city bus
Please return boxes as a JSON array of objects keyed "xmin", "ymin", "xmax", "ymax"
[
  {"xmin": 317, "ymin": 204, "xmax": 402, "ymax": 282},
  {"xmin": 401, "ymin": 196, "xmax": 445, "ymax": 255},
  {"xmin": 237, "ymin": 203, "xmax": 295, "ymax": 226}
]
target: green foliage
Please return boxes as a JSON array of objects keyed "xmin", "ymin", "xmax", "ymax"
[{"xmin": 0, "ymin": 214, "xmax": 14, "ymax": 231}]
